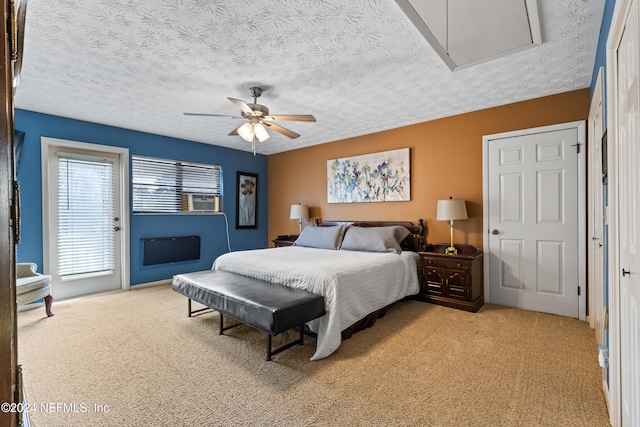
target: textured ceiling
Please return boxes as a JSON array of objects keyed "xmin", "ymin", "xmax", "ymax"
[{"xmin": 14, "ymin": 0, "xmax": 605, "ymax": 155}]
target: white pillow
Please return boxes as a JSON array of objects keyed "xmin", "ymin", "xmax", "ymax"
[
  {"xmin": 294, "ymin": 225, "xmax": 345, "ymax": 250},
  {"xmin": 340, "ymin": 225, "xmax": 410, "ymax": 254}
]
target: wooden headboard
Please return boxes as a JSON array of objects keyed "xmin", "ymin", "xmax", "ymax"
[{"xmin": 315, "ymin": 219, "xmax": 426, "ymax": 252}]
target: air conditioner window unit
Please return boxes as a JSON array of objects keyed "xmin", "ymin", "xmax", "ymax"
[{"xmin": 182, "ymin": 194, "xmax": 220, "ymax": 212}]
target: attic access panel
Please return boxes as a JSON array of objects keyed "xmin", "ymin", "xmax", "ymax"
[{"xmin": 395, "ymin": 0, "xmax": 542, "ymax": 70}]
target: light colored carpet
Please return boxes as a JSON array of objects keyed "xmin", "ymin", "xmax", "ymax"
[{"xmin": 17, "ymin": 284, "xmax": 610, "ymax": 426}]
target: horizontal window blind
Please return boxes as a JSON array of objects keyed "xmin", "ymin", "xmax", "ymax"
[
  {"xmin": 58, "ymin": 155, "xmax": 115, "ymax": 277},
  {"xmin": 132, "ymin": 155, "xmax": 221, "ymax": 213}
]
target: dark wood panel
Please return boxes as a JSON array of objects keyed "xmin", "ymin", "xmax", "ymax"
[
  {"xmin": 417, "ymin": 244, "xmax": 484, "ymax": 312},
  {"xmin": 272, "ymin": 235, "xmax": 297, "ymax": 247},
  {"xmin": 0, "ymin": 0, "xmax": 18, "ymax": 424}
]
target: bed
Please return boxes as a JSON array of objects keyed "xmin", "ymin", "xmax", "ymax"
[{"xmin": 209, "ymin": 220, "xmax": 426, "ymax": 360}]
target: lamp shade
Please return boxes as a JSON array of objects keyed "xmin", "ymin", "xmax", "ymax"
[
  {"xmin": 237, "ymin": 122, "xmax": 254, "ymax": 142},
  {"xmin": 253, "ymin": 123, "xmax": 270, "ymax": 142},
  {"xmin": 238, "ymin": 122, "xmax": 270, "ymax": 144},
  {"xmin": 289, "ymin": 204, "xmax": 309, "ymax": 220},
  {"xmin": 437, "ymin": 199, "xmax": 468, "ymax": 221}
]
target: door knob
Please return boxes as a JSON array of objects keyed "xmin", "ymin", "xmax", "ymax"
[
  {"xmin": 491, "ymin": 229, "xmax": 499, "ymax": 235},
  {"xmin": 114, "ymin": 226, "xmax": 121, "ymax": 231},
  {"xmin": 622, "ymin": 268, "xmax": 631, "ymax": 276}
]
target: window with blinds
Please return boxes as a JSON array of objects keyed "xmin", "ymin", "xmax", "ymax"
[
  {"xmin": 132, "ymin": 155, "xmax": 222, "ymax": 213},
  {"xmin": 58, "ymin": 155, "xmax": 115, "ymax": 277}
]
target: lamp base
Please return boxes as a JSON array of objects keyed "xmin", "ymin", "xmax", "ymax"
[
  {"xmin": 444, "ymin": 245, "xmax": 458, "ymax": 255},
  {"xmin": 446, "ymin": 222, "xmax": 458, "ymax": 255}
]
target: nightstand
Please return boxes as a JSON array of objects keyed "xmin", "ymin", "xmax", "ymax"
[
  {"xmin": 272, "ymin": 235, "xmax": 298, "ymax": 247},
  {"xmin": 417, "ymin": 243, "xmax": 484, "ymax": 312}
]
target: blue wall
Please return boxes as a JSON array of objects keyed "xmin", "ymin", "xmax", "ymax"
[
  {"xmin": 590, "ymin": 0, "xmax": 617, "ymax": 117},
  {"xmin": 15, "ymin": 109, "xmax": 268, "ymax": 285},
  {"xmin": 590, "ymin": 0, "xmax": 616, "ymax": 385}
]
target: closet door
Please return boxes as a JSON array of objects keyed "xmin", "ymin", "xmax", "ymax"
[
  {"xmin": 484, "ymin": 123, "xmax": 583, "ymax": 319},
  {"xmin": 615, "ymin": 2, "xmax": 640, "ymax": 424},
  {"xmin": 611, "ymin": 0, "xmax": 640, "ymax": 424}
]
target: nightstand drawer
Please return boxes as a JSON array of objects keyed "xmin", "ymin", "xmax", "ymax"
[{"xmin": 422, "ymin": 257, "xmax": 469, "ymax": 270}]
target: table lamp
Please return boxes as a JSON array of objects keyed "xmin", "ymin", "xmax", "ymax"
[
  {"xmin": 289, "ymin": 203, "xmax": 309, "ymax": 234},
  {"xmin": 437, "ymin": 197, "xmax": 468, "ymax": 255}
]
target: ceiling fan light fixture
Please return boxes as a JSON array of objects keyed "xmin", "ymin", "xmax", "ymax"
[
  {"xmin": 254, "ymin": 123, "xmax": 270, "ymax": 142},
  {"xmin": 237, "ymin": 122, "xmax": 254, "ymax": 142},
  {"xmin": 184, "ymin": 86, "xmax": 316, "ymax": 153}
]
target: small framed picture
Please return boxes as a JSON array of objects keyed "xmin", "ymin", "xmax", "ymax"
[{"xmin": 236, "ymin": 172, "xmax": 257, "ymax": 229}]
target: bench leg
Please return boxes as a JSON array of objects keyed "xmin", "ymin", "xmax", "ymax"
[
  {"xmin": 214, "ymin": 315, "xmax": 307, "ymax": 361},
  {"xmin": 44, "ymin": 295, "xmax": 54, "ymax": 317},
  {"xmin": 219, "ymin": 313, "xmax": 242, "ymax": 335},
  {"xmin": 187, "ymin": 299, "xmax": 213, "ymax": 317},
  {"xmin": 266, "ymin": 324, "xmax": 306, "ymax": 361}
]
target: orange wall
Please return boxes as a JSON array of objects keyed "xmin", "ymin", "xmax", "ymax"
[{"xmin": 268, "ymin": 89, "xmax": 590, "ymax": 249}]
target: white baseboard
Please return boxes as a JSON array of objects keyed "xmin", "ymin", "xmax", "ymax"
[{"xmin": 129, "ymin": 279, "xmax": 172, "ymax": 289}]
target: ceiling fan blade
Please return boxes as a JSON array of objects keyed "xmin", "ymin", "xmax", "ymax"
[
  {"xmin": 264, "ymin": 114, "xmax": 316, "ymax": 122},
  {"xmin": 184, "ymin": 113, "xmax": 244, "ymax": 119},
  {"xmin": 228, "ymin": 97, "xmax": 254, "ymax": 116},
  {"xmin": 228, "ymin": 123, "xmax": 244, "ymax": 136},
  {"xmin": 263, "ymin": 121, "xmax": 300, "ymax": 139}
]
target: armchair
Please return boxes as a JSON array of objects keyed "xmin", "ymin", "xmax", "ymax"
[{"xmin": 16, "ymin": 263, "xmax": 53, "ymax": 317}]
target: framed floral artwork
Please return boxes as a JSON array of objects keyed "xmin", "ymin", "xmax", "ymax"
[
  {"xmin": 327, "ymin": 148, "xmax": 410, "ymax": 203},
  {"xmin": 236, "ymin": 171, "xmax": 257, "ymax": 229}
]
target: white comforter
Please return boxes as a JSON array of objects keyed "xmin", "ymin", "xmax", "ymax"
[{"xmin": 212, "ymin": 246, "xmax": 420, "ymax": 360}]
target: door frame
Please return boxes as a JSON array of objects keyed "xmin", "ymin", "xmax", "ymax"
[
  {"xmin": 588, "ymin": 66, "xmax": 609, "ymax": 406},
  {"xmin": 41, "ymin": 137, "xmax": 130, "ymax": 293},
  {"xmin": 481, "ymin": 120, "xmax": 587, "ymax": 321},
  {"xmin": 606, "ymin": 0, "xmax": 636, "ymax": 424},
  {"xmin": 588, "ymin": 66, "xmax": 606, "ymax": 341},
  {"xmin": 0, "ymin": 0, "xmax": 17, "ymax": 422}
]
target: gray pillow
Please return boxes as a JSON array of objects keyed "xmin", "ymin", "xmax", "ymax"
[
  {"xmin": 340, "ymin": 225, "xmax": 411, "ymax": 254},
  {"xmin": 294, "ymin": 225, "xmax": 345, "ymax": 250}
]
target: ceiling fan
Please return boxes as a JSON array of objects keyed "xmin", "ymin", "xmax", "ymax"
[{"xmin": 184, "ymin": 87, "xmax": 316, "ymax": 154}]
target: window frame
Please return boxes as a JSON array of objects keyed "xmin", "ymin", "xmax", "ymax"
[{"xmin": 131, "ymin": 155, "xmax": 222, "ymax": 214}]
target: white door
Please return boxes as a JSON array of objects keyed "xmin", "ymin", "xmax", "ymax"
[
  {"xmin": 614, "ymin": 1, "xmax": 640, "ymax": 424},
  {"xmin": 44, "ymin": 141, "xmax": 124, "ymax": 300},
  {"xmin": 588, "ymin": 66, "xmax": 606, "ymax": 346},
  {"xmin": 484, "ymin": 124, "xmax": 583, "ymax": 318}
]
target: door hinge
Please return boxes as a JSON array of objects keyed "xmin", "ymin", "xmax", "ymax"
[
  {"xmin": 15, "ymin": 364, "xmax": 23, "ymax": 426},
  {"xmin": 8, "ymin": 0, "xmax": 18, "ymax": 61},
  {"xmin": 578, "ymin": 286, "xmax": 581, "ymax": 296},
  {"xmin": 11, "ymin": 180, "xmax": 20, "ymax": 244},
  {"xmin": 572, "ymin": 143, "xmax": 581, "ymax": 154}
]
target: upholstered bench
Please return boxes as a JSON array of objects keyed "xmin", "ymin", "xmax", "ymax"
[
  {"xmin": 172, "ymin": 269, "xmax": 325, "ymax": 361},
  {"xmin": 17, "ymin": 263, "xmax": 53, "ymax": 317}
]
